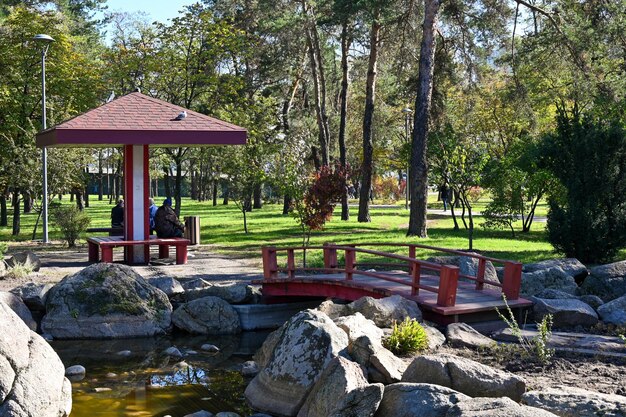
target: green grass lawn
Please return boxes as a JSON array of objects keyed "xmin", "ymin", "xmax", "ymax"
[{"xmin": 0, "ymin": 195, "xmax": 555, "ymax": 265}]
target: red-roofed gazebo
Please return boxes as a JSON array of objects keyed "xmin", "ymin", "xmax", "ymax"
[{"xmin": 36, "ymin": 92, "xmax": 247, "ymax": 263}]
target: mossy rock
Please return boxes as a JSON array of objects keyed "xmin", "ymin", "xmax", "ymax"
[{"xmin": 42, "ymin": 263, "xmax": 172, "ymax": 339}]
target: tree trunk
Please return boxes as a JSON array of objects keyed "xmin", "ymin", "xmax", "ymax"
[
  {"xmin": 358, "ymin": 17, "xmax": 381, "ymax": 223},
  {"xmin": 212, "ymin": 181, "xmax": 218, "ymax": 206},
  {"xmin": 407, "ymin": 0, "xmax": 441, "ymax": 237},
  {"xmin": 84, "ymin": 186, "xmax": 90, "ymax": 208},
  {"xmin": 98, "ymin": 150, "xmax": 104, "ymax": 201},
  {"xmin": 0, "ymin": 194, "xmax": 7, "ymax": 227},
  {"xmin": 12, "ymin": 190, "xmax": 20, "ymax": 236},
  {"xmin": 75, "ymin": 190, "xmax": 84, "ymax": 211},
  {"xmin": 174, "ymin": 158, "xmax": 182, "ymax": 216},
  {"xmin": 222, "ymin": 183, "xmax": 229, "ymax": 205},
  {"xmin": 164, "ymin": 167, "xmax": 172, "ymax": 199},
  {"xmin": 190, "ymin": 161, "xmax": 198, "ymax": 201},
  {"xmin": 23, "ymin": 191, "xmax": 32, "ymax": 214},
  {"xmin": 339, "ymin": 22, "xmax": 352, "ymax": 221},
  {"xmin": 302, "ymin": 0, "xmax": 330, "ymax": 165},
  {"xmin": 253, "ymin": 183, "xmax": 263, "ymax": 209},
  {"xmin": 283, "ymin": 194, "xmax": 291, "ymax": 215}
]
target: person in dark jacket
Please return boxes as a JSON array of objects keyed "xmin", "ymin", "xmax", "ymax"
[
  {"xmin": 111, "ymin": 199, "xmax": 124, "ymax": 227},
  {"xmin": 154, "ymin": 197, "xmax": 184, "ymax": 238}
]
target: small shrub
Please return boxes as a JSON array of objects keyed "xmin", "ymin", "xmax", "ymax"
[
  {"xmin": 51, "ymin": 205, "xmax": 91, "ymax": 247},
  {"xmin": 383, "ymin": 317, "xmax": 429, "ymax": 355},
  {"xmin": 5, "ymin": 260, "xmax": 34, "ymax": 279}
]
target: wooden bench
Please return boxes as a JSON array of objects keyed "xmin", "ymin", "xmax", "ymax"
[
  {"xmin": 86, "ymin": 227, "xmax": 124, "ymax": 236},
  {"xmin": 87, "ymin": 236, "xmax": 190, "ymax": 265}
]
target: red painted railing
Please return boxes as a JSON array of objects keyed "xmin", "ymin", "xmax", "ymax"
[{"xmin": 261, "ymin": 243, "xmax": 523, "ymax": 307}]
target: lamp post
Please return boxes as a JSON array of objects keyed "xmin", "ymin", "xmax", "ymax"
[
  {"xmin": 402, "ymin": 107, "xmax": 413, "ymax": 210},
  {"xmin": 33, "ymin": 34, "xmax": 54, "ymax": 244}
]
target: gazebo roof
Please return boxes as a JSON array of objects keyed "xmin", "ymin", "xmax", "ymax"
[{"xmin": 36, "ymin": 92, "xmax": 247, "ymax": 147}]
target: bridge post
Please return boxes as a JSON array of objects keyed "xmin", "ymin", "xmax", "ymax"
[
  {"xmin": 502, "ymin": 261, "xmax": 522, "ymax": 300},
  {"xmin": 437, "ymin": 265, "xmax": 459, "ymax": 307},
  {"xmin": 323, "ymin": 243, "xmax": 338, "ymax": 270},
  {"xmin": 345, "ymin": 248, "xmax": 355, "ymax": 281},
  {"xmin": 475, "ymin": 258, "xmax": 486, "ymax": 290},
  {"xmin": 262, "ymin": 247, "xmax": 279, "ymax": 279},
  {"xmin": 411, "ymin": 263, "xmax": 421, "ymax": 296}
]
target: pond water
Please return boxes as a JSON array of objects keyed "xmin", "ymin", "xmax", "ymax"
[{"xmin": 52, "ymin": 332, "xmax": 270, "ymax": 417}]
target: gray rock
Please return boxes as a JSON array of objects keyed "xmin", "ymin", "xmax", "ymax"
[
  {"xmin": 522, "ymin": 385, "xmax": 626, "ymax": 417},
  {"xmin": 445, "ymin": 323, "xmax": 494, "ymax": 349},
  {"xmin": 315, "ymin": 300, "xmax": 351, "ymax": 319},
  {"xmin": 0, "ymin": 291, "xmax": 36, "ymax": 331},
  {"xmin": 248, "ymin": 414, "xmax": 273, "ymax": 417},
  {"xmin": 520, "ymin": 267, "xmax": 578, "ymax": 297},
  {"xmin": 216, "ymin": 413, "xmax": 240, "ymax": 417},
  {"xmin": 148, "ymin": 276, "xmax": 184, "ymax": 297},
  {"xmin": 41, "ymin": 263, "xmax": 172, "ymax": 339},
  {"xmin": 445, "ymin": 397, "xmax": 558, "ymax": 417},
  {"xmin": 0, "ymin": 301, "xmax": 72, "ymax": 417},
  {"xmin": 297, "ymin": 356, "xmax": 383, "ymax": 417},
  {"xmin": 334, "ymin": 312, "xmax": 384, "ymax": 343},
  {"xmin": 375, "ymin": 383, "xmax": 469, "ymax": 417},
  {"xmin": 423, "ymin": 323, "xmax": 446, "ymax": 350},
  {"xmin": 172, "ymin": 296, "xmax": 241, "ymax": 334},
  {"xmin": 402, "ymin": 354, "xmax": 526, "ymax": 402},
  {"xmin": 580, "ymin": 261, "xmax": 626, "ymax": 301},
  {"xmin": 6, "ymin": 251, "xmax": 41, "ymax": 271},
  {"xmin": 523, "ymin": 258, "xmax": 588, "ymax": 282},
  {"xmin": 427, "ymin": 255, "xmax": 499, "ymax": 286},
  {"xmin": 163, "ymin": 347, "xmax": 183, "ymax": 358},
  {"xmin": 253, "ymin": 326, "xmax": 284, "ymax": 369},
  {"xmin": 116, "ymin": 350, "xmax": 132, "ymax": 357},
  {"xmin": 201, "ymin": 344, "xmax": 220, "ymax": 353},
  {"xmin": 186, "ymin": 283, "xmax": 256, "ymax": 304},
  {"xmin": 369, "ymin": 347, "xmax": 408, "ymax": 384},
  {"xmin": 349, "ymin": 295, "xmax": 422, "ymax": 327},
  {"xmin": 65, "ymin": 365, "xmax": 86, "ymax": 377},
  {"xmin": 349, "ymin": 334, "xmax": 380, "ymax": 368},
  {"xmin": 241, "ymin": 361, "xmax": 259, "ymax": 377},
  {"xmin": 10, "ymin": 282, "xmax": 53, "ymax": 312},
  {"xmin": 0, "ymin": 260, "xmax": 6, "ymax": 278},
  {"xmin": 532, "ymin": 298, "xmax": 599, "ymax": 327},
  {"xmin": 244, "ymin": 310, "xmax": 349, "ymax": 417},
  {"xmin": 578, "ymin": 295, "xmax": 604, "ymax": 310},
  {"xmin": 181, "ymin": 278, "xmax": 211, "ymax": 291},
  {"xmin": 597, "ymin": 294, "xmax": 626, "ymax": 325},
  {"xmin": 535, "ymin": 289, "xmax": 579, "ymax": 300},
  {"xmin": 184, "ymin": 412, "xmax": 214, "ymax": 417}
]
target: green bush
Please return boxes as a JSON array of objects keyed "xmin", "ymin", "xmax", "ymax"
[
  {"xmin": 541, "ymin": 108, "xmax": 626, "ymax": 263},
  {"xmin": 383, "ymin": 317, "xmax": 429, "ymax": 355},
  {"xmin": 51, "ymin": 205, "xmax": 91, "ymax": 247}
]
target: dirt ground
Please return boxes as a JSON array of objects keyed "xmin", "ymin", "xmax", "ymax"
[{"xmin": 2, "ymin": 242, "xmax": 625, "ymax": 398}]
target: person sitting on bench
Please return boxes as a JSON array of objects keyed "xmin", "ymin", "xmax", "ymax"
[
  {"xmin": 111, "ymin": 199, "xmax": 124, "ymax": 228},
  {"xmin": 154, "ymin": 197, "xmax": 184, "ymax": 238}
]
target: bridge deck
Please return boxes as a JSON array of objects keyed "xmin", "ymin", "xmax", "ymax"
[{"xmin": 257, "ymin": 272, "xmax": 532, "ymax": 324}]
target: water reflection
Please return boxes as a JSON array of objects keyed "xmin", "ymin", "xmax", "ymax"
[{"xmin": 51, "ymin": 332, "xmax": 269, "ymax": 417}]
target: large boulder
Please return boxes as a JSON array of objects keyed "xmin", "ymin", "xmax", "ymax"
[
  {"xmin": 445, "ymin": 323, "xmax": 494, "ymax": 349},
  {"xmin": 10, "ymin": 282, "xmax": 53, "ymax": 312},
  {"xmin": 0, "ymin": 292, "xmax": 36, "ymax": 331},
  {"xmin": 0, "ymin": 301, "xmax": 72, "ymax": 417},
  {"xmin": 520, "ymin": 267, "xmax": 578, "ymax": 297},
  {"xmin": 244, "ymin": 309, "xmax": 349, "ymax": 417},
  {"xmin": 523, "ymin": 258, "xmax": 588, "ymax": 283},
  {"xmin": 597, "ymin": 294, "xmax": 626, "ymax": 326},
  {"xmin": 315, "ymin": 300, "xmax": 351, "ymax": 319},
  {"xmin": 522, "ymin": 385, "xmax": 626, "ymax": 417},
  {"xmin": 349, "ymin": 295, "xmax": 422, "ymax": 327},
  {"xmin": 445, "ymin": 397, "xmax": 558, "ymax": 417},
  {"xmin": 172, "ymin": 296, "xmax": 241, "ymax": 334},
  {"xmin": 375, "ymin": 383, "xmax": 469, "ymax": 417},
  {"xmin": 147, "ymin": 276, "xmax": 184, "ymax": 298},
  {"xmin": 6, "ymin": 251, "xmax": 41, "ymax": 272},
  {"xmin": 297, "ymin": 357, "xmax": 383, "ymax": 417},
  {"xmin": 532, "ymin": 298, "xmax": 599, "ymax": 327},
  {"xmin": 580, "ymin": 261, "xmax": 626, "ymax": 301},
  {"xmin": 334, "ymin": 312, "xmax": 384, "ymax": 343},
  {"xmin": 186, "ymin": 282, "xmax": 257, "ymax": 304},
  {"xmin": 402, "ymin": 354, "xmax": 526, "ymax": 402},
  {"xmin": 41, "ymin": 263, "xmax": 172, "ymax": 339}
]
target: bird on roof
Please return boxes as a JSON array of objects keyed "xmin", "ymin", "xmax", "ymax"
[{"xmin": 174, "ymin": 111, "xmax": 187, "ymax": 121}]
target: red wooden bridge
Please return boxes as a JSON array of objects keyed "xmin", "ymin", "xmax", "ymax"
[{"xmin": 256, "ymin": 243, "xmax": 532, "ymax": 324}]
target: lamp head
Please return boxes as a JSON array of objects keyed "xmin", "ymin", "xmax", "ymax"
[{"xmin": 33, "ymin": 34, "xmax": 55, "ymax": 43}]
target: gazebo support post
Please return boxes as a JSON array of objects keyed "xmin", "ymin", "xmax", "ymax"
[{"xmin": 123, "ymin": 144, "xmax": 150, "ymax": 264}]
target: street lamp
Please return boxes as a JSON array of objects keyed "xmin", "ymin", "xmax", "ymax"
[
  {"xmin": 402, "ymin": 107, "xmax": 413, "ymax": 210},
  {"xmin": 33, "ymin": 34, "xmax": 54, "ymax": 244}
]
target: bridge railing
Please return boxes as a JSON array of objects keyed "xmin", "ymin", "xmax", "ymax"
[{"xmin": 261, "ymin": 244, "xmax": 522, "ymax": 307}]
